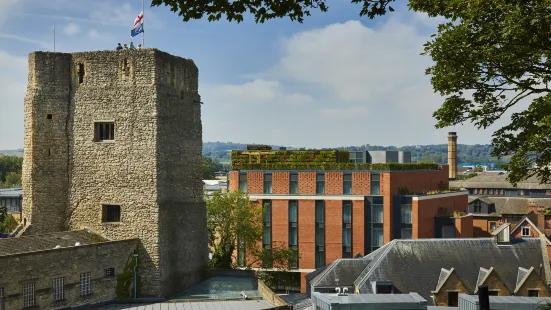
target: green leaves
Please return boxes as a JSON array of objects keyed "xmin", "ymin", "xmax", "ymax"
[{"xmin": 151, "ymin": 0, "xmax": 396, "ymax": 23}]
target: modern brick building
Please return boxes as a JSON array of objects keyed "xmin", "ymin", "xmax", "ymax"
[{"xmin": 228, "ymin": 147, "xmax": 468, "ymax": 292}]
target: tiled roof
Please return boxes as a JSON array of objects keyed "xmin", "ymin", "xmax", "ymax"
[
  {"xmin": 310, "ymin": 258, "xmax": 370, "ymax": 287},
  {"xmin": 450, "ymin": 174, "xmax": 551, "ymax": 189},
  {"xmin": 312, "ymin": 238, "xmax": 549, "ymax": 305},
  {"xmin": 0, "ymin": 229, "xmax": 108, "ymax": 257},
  {"xmin": 470, "ymin": 197, "xmax": 551, "ymax": 215}
]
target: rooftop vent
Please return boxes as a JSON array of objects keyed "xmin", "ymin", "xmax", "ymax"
[
  {"xmin": 53, "ymin": 245, "xmax": 61, "ymax": 249},
  {"xmin": 75, "ymin": 242, "xmax": 82, "ymax": 246}
]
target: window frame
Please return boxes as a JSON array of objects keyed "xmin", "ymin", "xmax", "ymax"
[
  {"xmin": 315, "ymin": 200, "xmax": 325, "ymax": 268},
  {"xmin": 101, "ymin": 204, "xmax": 121, "ymax": 223},
  {"xmin": 80, "ymin": 272, "xmax": 92, "ymax": 296},
  {"xmin": 288, "ymin": 200, "xmax": 298, "ymax": 269},
  {"xmin": 343, "ymin": 173, "xmax": 352, "ymax": 195},
  {"xmin": 489, "ymin": 222, "xmax": 497, "ymax": 231},
  {"xmin": 52, "ymin": 277, "xmax": 64, "ymax": 301},
  {"xmin": 528, "ymin": 289, "xmax": 539, "ymax": 297},
  {"xmin": 239, "ymin": 173, "xmax": 247, "ymax": 192},
  {"xmin": 289, "ymin": 173, "xmax": 298, "ymax": 194},
  {"xmin": 23, "ymin": 283, "xmax": 35, "ymax": 308},
  {"xmin": 262, "ymin": 200, "xmax": 273, "ymax": 268},
  {"xmin": 342, "ymin": 201, "xmax": 352, "ymax": 258},
  {"xmin": 263, "ymin": 173, "xmax": 272, "ymax": 194},
  {"xmin": 371, "ymin": 174, "xmax": 380, "ymax": 195},
  {"xmin": 316, "ymin": 174, "xmax": 325, "ymax": 195},
  {"xmin": 94, "ymin": 121, "xmax": 115, "ymax": 142},
  {"xmin": 522, "ymin": 225, "xmax": 531, "ymax": 237},
  {"xmin": 104, "ymin": 268, "xmax": 115, "ymax": 277},
  {"xmin": 447, "ymin": 291, "xmax": 459, "ymax": 307}
]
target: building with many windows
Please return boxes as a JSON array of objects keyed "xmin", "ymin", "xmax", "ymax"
[{"xmin": 228, "ymin": 147, "xmax": 467, "ymax": 292}]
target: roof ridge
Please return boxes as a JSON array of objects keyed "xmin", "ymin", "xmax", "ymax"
[{"xmin": 353, "ymin": 240, "xmax": 396, "ymax": 289}]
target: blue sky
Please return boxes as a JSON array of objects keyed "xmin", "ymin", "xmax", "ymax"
[{"xmin": 0, "ymin": 0, "xmax": 505, "ymax": 150}]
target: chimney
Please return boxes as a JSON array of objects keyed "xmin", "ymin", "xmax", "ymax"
[
  {"xmin": 448, "ymin": 132, "xmax": 458, "ymax": 180},
  {"xmin": 478, "ymin": 285, "xmax": 490, "ymax": 310}
]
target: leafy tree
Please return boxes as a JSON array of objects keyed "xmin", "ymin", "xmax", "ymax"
[
  {"xmin": 207, "ymin": 191, "xmax": 297, "ymax": 270},
  {"xmin": 409, "ymin": 0, "xmax": 551, "ymax": 185},
  {"xmin": 2, "ymin": 172, "xmax": 21, "ymax": 188},
  {"xmin": 151, "ymin": 0, "xmax": 395, "ymax": 24},
  {"xmin": 1, "ymin": 215, "xmax": 17, "ymax": 234},
  {"xmin": 202, "ymin": 157, "xmax": 222, "ymax": 180},
  {"xmin": 0, "ymin": 205, "xmax": 6, "ymax": 226}
]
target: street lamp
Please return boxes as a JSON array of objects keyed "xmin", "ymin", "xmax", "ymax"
[{"xmin": 129, "ymin": 253, "xmax": 139, "ymax": 299}]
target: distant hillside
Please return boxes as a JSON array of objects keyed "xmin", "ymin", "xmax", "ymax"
[
  {"xmin": 202, "ymin": 142, "xmax": 509, "ymax": 165},
  {"xmin": 0, "ymin": 149, "xmax": 23, "ymax": 157}
]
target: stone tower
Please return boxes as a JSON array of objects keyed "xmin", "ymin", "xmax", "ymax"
[
  {"xmin": 22, "ymin": 50, "xmax": 207, "ymax": 297},
  {"xmin": 448, "ymin": 132, "xmax": 457, "ymax": 180}
]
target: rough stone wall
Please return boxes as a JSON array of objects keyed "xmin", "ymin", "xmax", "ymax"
[
  {"xmin": 482, "ymin": 271, "xmax": 510, "ymax": 296},
  {"xmin": 24, "ymin": 50, "xmax": 207, "ymax": 297},
  {"xmin": 154, "ymin": 51, "xmax": 207, "ymax": 296},
  {"xmin": 516, "ymin": 271, "xmax": 550, "ymax": 297},
  {"xmin": 23, "ymin": 52, "xmax": 72, "ymax": 234},
  {"xmin": 0, "ymin": 239, "xmax": 137, "ymax": 310},
  {"xmin": 433, "ymin": 271, "xmax": 468, "ymax": 306}
]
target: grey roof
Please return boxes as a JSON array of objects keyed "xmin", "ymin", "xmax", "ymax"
[
  {"xmin": 491, "ymin": 222, "xmax": 510, "ymax": 236},
  {"xmin": 94, "ymin": 300, "xmax": 275, "ymax": 310},
  {"xmin": 0, "ymin": 187, "xmax": 22, "ymax": 198},
  {"xmin": 450, "ymin": 173, "xmax": 551, "ymax": 189},
  {"xmin": 310, "ymin": 258, "xmax": 370, "ymax": 287},
  {"xmin": 460, "ymin": 293, "xmax": 551, "ymax": 305},
  {"xmin": 470, "ymin": 197, "xmax": 551, "ymax": 215},
  {"xmin": 312, "ymin": 292, "xmax": 427, "ymax": 305},
  {"xmin": 0, "ymin": 229, "xmax": 107, "ymax": 256},
  {"xmin": 345, "ymin": 238, "xmax": 549, "ymax": 304}
]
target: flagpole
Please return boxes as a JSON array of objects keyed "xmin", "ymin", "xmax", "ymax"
[
  {"xmin": 142, "ymin": 0, "xmax": 145, "ymax": 48},
  {"xmin": 53, "ymin": 25, "xmax": 56, "ymax": 52}
]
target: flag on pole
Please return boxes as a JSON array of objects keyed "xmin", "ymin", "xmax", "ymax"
[{"xmin": 131, "ymin": 11, "xmax": 144, "ymax": 37}]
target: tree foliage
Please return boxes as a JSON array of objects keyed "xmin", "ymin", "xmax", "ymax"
[
  {"xmin": 410, "ymin": 0, "xmax": 551, "ymax": 185},
  {"xmin": 202, "ymin": 156, "xmax": 223, "ymax": 179},
  {"xmin": 207, "ymin": 191, "xmax": 297, "ymax": 270},
  {"xmin": 0, "ymin": 156, "xmax": 22, "ymax": 188},
  {"xmin": 151, "ymin": 0, "xmax": 395, "ymax": 23}
]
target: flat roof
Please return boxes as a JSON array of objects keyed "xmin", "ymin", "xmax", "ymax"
[
  {"xmin": 460, "ymin": 294, "xmax": 551, "ymax": 304},
  {"xmin": 94, "ymin": 300, "xmax": 275, "ymax": 310},
  {"xmin": 0, "ymin": 187, "xmax": 22, "ymax": 198},
  {"xmin": 313, "ymin": 292, "xmax": 426, "ymax": 305}
]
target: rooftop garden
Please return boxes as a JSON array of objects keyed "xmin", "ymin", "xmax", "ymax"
[{"xmin": 231, "ymin": 150, "xmax": 439, "ymax": 171}]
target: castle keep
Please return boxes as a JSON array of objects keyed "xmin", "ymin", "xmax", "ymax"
[{"xmin": 20, "ymin": 49, "xmax": 207, "ymax": 297}]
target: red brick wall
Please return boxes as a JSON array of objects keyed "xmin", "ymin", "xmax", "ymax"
[
  {"xmin": 454, "ymin": 215, "xmax": 473, "ymax": 238},
  {"xmin": 325, "ymin": 200, "xmax": 343, "ymax": 264},
  {"xmin": 352, "ymin": 172, "xmax": 370, "ymax": 195},
  {"xmin": 272, "ymin": 200, "xmax": 289, "ymax": 268},
  {"xmin": 382, "ymin": 173, "xmax": 393, "ymax": 243},
  {"xmin": 511, "ymin": 224, "xmax": 540, "ymax": 238},
  {"xmin": 413, "ymin": 193, "xmax": 468, "ymax": 239},
  {"xmin": 300, "ymin": 272, "xmax": 309, "ymax": 293},
  {"xmin": 473, "ymin": 217, "xmax": 503, "ymax": 237},
  {"xmin": 247, "ymin": 171, "xmax": 264, "ymax": 194},
  {"xmin": 325, "ymin": 172, "xmax": 343, "ymax": 195},
  {"xmin": 273, "ymin": 172, "xmax": 290, "ymax": 194},
  {"xmin": 388, "ymin": 170, "xmax": 449, "ymax": 194},
  {"xmin": 298, "ymin": 200, "xmax": 315, "ymax": 269},
  {"xmin": 352, "ymin": 200, "xmax": 365, "ymax": 256},
  {"xmin": 229, "ymin": 171, "xmax": 239, "ymax": 192},
  {"xmin": 299, "ymin": 172, "xmax": 316, "ymax": 194}
]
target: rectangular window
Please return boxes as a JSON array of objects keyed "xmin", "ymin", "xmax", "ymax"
[
  {"xmin": 262, "ymin": 201, "xmax": 272, "ymax": 268},
  {"xmin": 371, "ymin": 174, "xmax": 380, "ymax": 195},
  {"xmin": 531, "ymin": 189, "xmax": 546, "ymax": 197},
  {"xmin": 342, "ymin": 201, "xmax": 352, "ymax": 258},
  {"xmin": 239, "ymin": 174, "xmax": 247, "ymax": 192},
  {"xmin": 401, "ymin": 228, "xmax": 412, "ymax": 239},
  {"xmin": 316, "ymin": 174, "xmax": 325, "ymax": 194},
  {"xmin": 315, "ymin": 200, "xmax": 325, "ymax": 268},
  {"xmin": 264, "ymin": 174, "xmax": 272, "ymax": 194},
  {"xmin": 290, "ymin": 173, "xmax": 298, "ymax": 194},
  {"xmin": 80, "ymin": 272, "xmax": 91, "ymax": 296},
  {"xmin": 372, "ymin": 197, "xmax": 384, "ymax": 224},
  {"xmin": 102, "ymin": 204, "xmax": 121, "ymax": 222},
  {"xmin": 401, "ymin": 204, "xmax": 412, "ymax": 224},
  {"xmin": 522, "ymin": 226, "xmax": 530, "ymax": 236},
  {"xmin": 448, "ymin": 292, "xmax": 459, "ymax": 307},
  {"xmin": 343, "ymin": 173, "xmax": 352, "ymax": 195},
  {"xmin": 474, "ymin": 201, "xmax": 482, "ymax": 213},
  {"xmin": 490, "ymin": 222, "xmax": 497, "ymax": 231},
  {"xmin": 505, "ymin": 189, "xmax": 518, "ymax": 196},
  {"xmin": 528, "ymin": 289, "xmax": 539, "ymax": 297},
  {"xmin": 372, "ymin": 228, "xmax": 383, "ymax": 249},
  {"xmin": 289, "ymin": 200, "xmax": 298, "ymax": 269},
  {"xmin": 94, "ymin": 122, "xmax": 115, "ymax": 142},
  {"xmin": 53, "ymin": 277, "xmax": 64, "ymax": 301},
  {"xmin": 23, "ymin": 283, "xmax": 35, "ymax": 308},
  {"xmin": 488, "ymin": 290, "xmax": 499, "ymax": 296},
  {"xmin": 104, "ymin": 268, "xmax": 115, "ymax": 277}
]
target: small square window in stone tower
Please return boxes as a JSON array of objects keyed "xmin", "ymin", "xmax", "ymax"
[
  {"xmin": 122, "ymin": 59, "xmax": 130, "ymax": 81},
  {"xmin": 102, "ymin": 205, "xmax": 121, "ymax": 223},
  {"xmin": 94, "ymin": 122, "xmax": 115, "ymax": 142}
]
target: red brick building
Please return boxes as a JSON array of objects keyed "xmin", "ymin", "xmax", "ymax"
[{"xmin": 228, "ymin": 149, "xmax": 468, "ymax": 292}]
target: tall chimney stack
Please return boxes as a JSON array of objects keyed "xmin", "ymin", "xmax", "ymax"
[{"xmin": 448, "ymin": 132, "xmax": 457, "ymax": 180}]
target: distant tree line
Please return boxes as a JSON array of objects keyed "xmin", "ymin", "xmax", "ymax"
[
  {"xmin": 0, "ymin": 156, "xmax": 22, "ymax": 188},
  {"xmin": 202, "ymin": 142, "xmax": 509, "ymax": 165}
]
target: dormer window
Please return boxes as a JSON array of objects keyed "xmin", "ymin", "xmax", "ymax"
[
  {"xmin": 371, "ymin": 281, "xmax": 394, "ymax": 294},
  {"xmin": 474, "ymin": 200, "xmax": 482, "ymax": 213},
  {"xmin": 522, "ymin": 226, "xmax": 530, "ymax": 237}
]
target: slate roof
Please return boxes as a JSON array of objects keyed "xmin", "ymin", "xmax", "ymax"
[
  {"xmin": 0, "ymin": 229, "xmax": 108, "ymax": 256},
  {"xmin": 0, "ymin": 187, "xmax": 22, "ymax": 198},
  {"xmin": 450, "ymin": 173, "xmax": 551, "ymax": 189},
  {"xmin": 310, "ymin": 238, "xmax": 548, "ymax": 305},
  {"xmin": 310, "ymin": 258, "xmax": 370, "ymax": 287},
  {"xmin": 354, "ymin": 238, "xmax": 547, "ymax": 302},
  {"xmin": 94, "ymin": 300, "xmax": 275, "ymax": 310},
  {"xmin": 470, "ymin": 197, "xmax": 551, "ymax": 215}
]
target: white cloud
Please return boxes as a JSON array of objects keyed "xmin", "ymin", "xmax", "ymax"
[
  {"xmin": 202, "ymin": 16, "xmax": 501, "ymax": 147},
  {"xmin": 63, "ymin": 22, "xmax": 80, "ymax": 35},
  {"xmin": 0, "ymin": 51, "xmax": 27, "ymax": 150},
  {"xmin": 88, "ymin": 29, "xmax": 100, "ymax": 38},
  {"xmin": 0, "ymin": 0, "xmax": 20, "ymax": 25}
]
